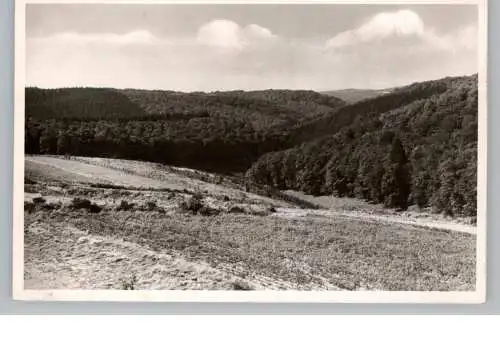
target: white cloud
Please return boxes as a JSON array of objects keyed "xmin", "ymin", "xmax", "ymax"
[
  {"xmin": 325, "ymin": 9, "xmax": 477, "ymax": 55},
  {"xmin": 30, "ymin": 29, "xmax": 161, "ymax": 46},
  {"xmin": 245, "ymin": 24, "xmax": 276, "ymax": 39},
  {"xmin": 327, "ymin": 10, "xmax": 425, "ymax": 48},
  {"xmin": 196, "ymin": 20, "xmax": 243, "ymax": 49},
  {"xmin": 196, "ymin": 19, "xmax": 276, "ymax": 51}
]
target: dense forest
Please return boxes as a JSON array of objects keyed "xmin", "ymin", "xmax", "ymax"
[
  {"xmin": 25, "ymin": 74, "xmax": 478, "ymax": 216},
  {"xmin": 25, "ymin": 88, "xmax": 345, "ymax": 172},
  {"xmin": 247, "ymin": 75, "xmax": 478, "ymax": 216}
]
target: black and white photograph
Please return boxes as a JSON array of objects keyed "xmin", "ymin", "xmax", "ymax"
[{"xmin": 13, "ymin": 0, "xmax": 487, "ymax": 302}]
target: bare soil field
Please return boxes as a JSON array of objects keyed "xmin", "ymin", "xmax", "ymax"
[{"xmin": 23, "ymin": 155, "xmax": 476, "ymax": 291}]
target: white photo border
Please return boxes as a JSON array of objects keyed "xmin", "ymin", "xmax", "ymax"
[{"xmin": 12, "ymin": 0, "xmax": 489, "ymax": 303}]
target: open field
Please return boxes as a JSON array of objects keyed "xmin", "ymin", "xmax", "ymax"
[{"xmin": 23, "ymin": 155, "xmax": 476, "ymax": 291}]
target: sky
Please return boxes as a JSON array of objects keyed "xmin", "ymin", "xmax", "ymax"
[{"xmin": 25, "ymin": 4, "xmax": 479, "ymax": 91}]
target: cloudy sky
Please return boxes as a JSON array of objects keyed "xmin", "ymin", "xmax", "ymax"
[{"xmin": 26, "ymin": 4, "xmax": 479, "ymax": 91}]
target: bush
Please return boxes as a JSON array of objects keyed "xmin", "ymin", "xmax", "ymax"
[
  {"xmin": 24, "ymin": 201, "xmax": 36, "ymax": 213},
  {"xmin": 199, "ymin": 206, "xmax": 220, "ymax": 216},
  {"xmin": 140, "ymin": 200, "xmax": 165, "ymax": 213},
  {"xmin": 25, "ymin": 198, "xmax": 61, "ymax": 212},
  {"xmin": 70, "ymin": 197, "xmax": 91, "ymax": 209},
  {"xmin": 119, "ymin": 274, "xmax": 138, "ymax": 290},
  {"xmin": 231, "ymin": 280, "xmax": 253, "ymax": 290},
  {"xmin": 24, "ymin": 184, "xmax": 38, "ymax": 193},
  {"xmin": 41, "ymin": 201, "xmax": 62, "ymax": 211},
  {"xmin": 179, "ymin": 194, "xmax": 203, "ymax": 214},
  {"xmin": 25, "ymin": 178, "xmax": 36, "ymax": 185},
  {"xmin": 178, "ymin": 193, "xmax": 220, "ymax": 216},
  {"xmin": 143, "ymin": 201, "xmax": 157, "ymax": 211},
  {"xmin": 228, "ymin": 205, "xmax": 245, "ymax": 214},
  {"xmin": 32, "ymin": 197, "xmax": 46, "ymax": 204},
  {"xmin": 222, "ymin": 195, "xmax": 230, "ymax": 202},
  {"xmin": 70, "ymin": 197, "xmax": 102, "ymax": 213},
  {"xmin": 116, "ymin": 200, "xmax": 135, "ymax": 211}
]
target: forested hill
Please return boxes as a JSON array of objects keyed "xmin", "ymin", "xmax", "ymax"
[
  {"xmin": 25, "ymin": 87, "xmax": 146, "ymax": 120},
  {"xmin": 246, "ymin": 74, "xmax": 478, "ymax": 217},
  {"xmin": 25, "ymin": 87, "xmax": 345, "ymax": 173},
  {"xmin": 286, "ymin": 75, "xmax": 473, "ymax": 146},
  {"xmin": 25, "ymin": 74, "xmax": 479, "ymax": 216},
  {"xmin": 26, "ymin": 87, "xmax": 345, "ymax": 124},
  {"xmin": 122, "ymin": 89, "xmax": 346, "ymax": 122}
]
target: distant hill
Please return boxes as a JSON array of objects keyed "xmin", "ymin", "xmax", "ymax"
[
  {"xmin": 26, "ymin": 87, "xmax": 345, "ymax": 124},
  {"xmin": 322, "ymin": 88, "xmax": 394, "ymax": 103}
]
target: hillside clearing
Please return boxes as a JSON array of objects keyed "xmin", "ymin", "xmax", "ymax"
[{"xmin": 23, "ymin": 156, "xmax": 476, "ymax": 291}]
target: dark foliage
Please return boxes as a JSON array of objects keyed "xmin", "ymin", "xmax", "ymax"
[
  {"xmin": 25, "ymin": 74, "xmax": 478, "ymax": 216},
  {"xmin": 116, "ymin": 200, "xmax": 135, "ymax": 211},
  {"xmin": 228, "ymin": 206, "xmax": 246, "ymax": 214},
  {"xmin": 179, "ymin": 194, "xmax": 204, "ymax": 214},
  {"xmin": 246, "ymin": 75, "xmax": 478, "ymax": 216},
  {"xmin": 24, "ymin": 201, "xmax": 36, "ymax": 213},
  {"xmin": 285, "ymin": 76, "xmax": 465, "ymax": 146},
  {"xmin": 25, "ymin": 88, "xmax": 345, "ymax": 173},
  {"xmin": 32, "ymin": 196, "xmax": 46, "ymax": 204},
  {"xmin": 70, "ymin": 197, "xmax": 103, "ymax": 213}
]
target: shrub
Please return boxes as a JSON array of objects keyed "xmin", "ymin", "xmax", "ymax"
[
  {"xmin": 231, "ymin": 280, "xmax": 253, "ymax": 290},
  {"xmin": 222, "ymin": 195, "xmax": 230, "ymax": 202},
  {"xmin": 41, "ymin": 201, "xmax": 62, "ymax": 211},
  {"xmin": 228, "ymin": 206, "xmax": 245, "ymax": 214},
  {"xmin": 199, "ymin": 206, "xmax": 220, "ymax": 216},
  {"xmin": 70, "ymin": 197, "xmax": 92, "ymax": 209},
  {"xmin": 32, "ymin": 196, "xmax": 46, "ymax": 204},
  {"xmin": 180, "ymin": 194, "xmax": 203, "ymax": 214},
  {"xmin": 116, "ymin": 200, "xmax": 135, "ymax": 211},
  {"xmin": 268, "ymin": 206, "xmax": 277, "ymax": 213},
  {"xmin": 25, "ymin": 178, "xmax": 36, "ymax": 185},
  {"xmin": 119, "ymin": 274, "xmax": 138, "ymax": 290},
  {"xmin": 24, "ymin": 184, "xmax": 38, "ymax": 193},
  {"xmin": 24, "ymin": 201, "xmax": 36, "ymax": 213},
  {"xmin": 70, "ymin": 197, "xmax": 102, "ymax": 213},
  {"xmin": 144, "ymin": 200, "xmax": 157, "ymax": 211},
  {"xmin": 140, "ymin": 200, "xmax": 165, "ymax": 213}
]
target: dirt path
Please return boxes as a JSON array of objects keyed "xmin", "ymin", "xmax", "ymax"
[{"xmin": 274, "ymin": 207, "xmax": 477, "ymax": 235}]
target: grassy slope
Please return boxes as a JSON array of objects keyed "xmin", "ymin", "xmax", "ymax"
[{"xmin": 23, "ymin": 156, "xmax": 476, "ymax": 291}]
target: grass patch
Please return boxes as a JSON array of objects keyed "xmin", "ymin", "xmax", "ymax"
[{"xmin": 60, "ymin": 211, "xmax": 475, "ymax": 291}]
